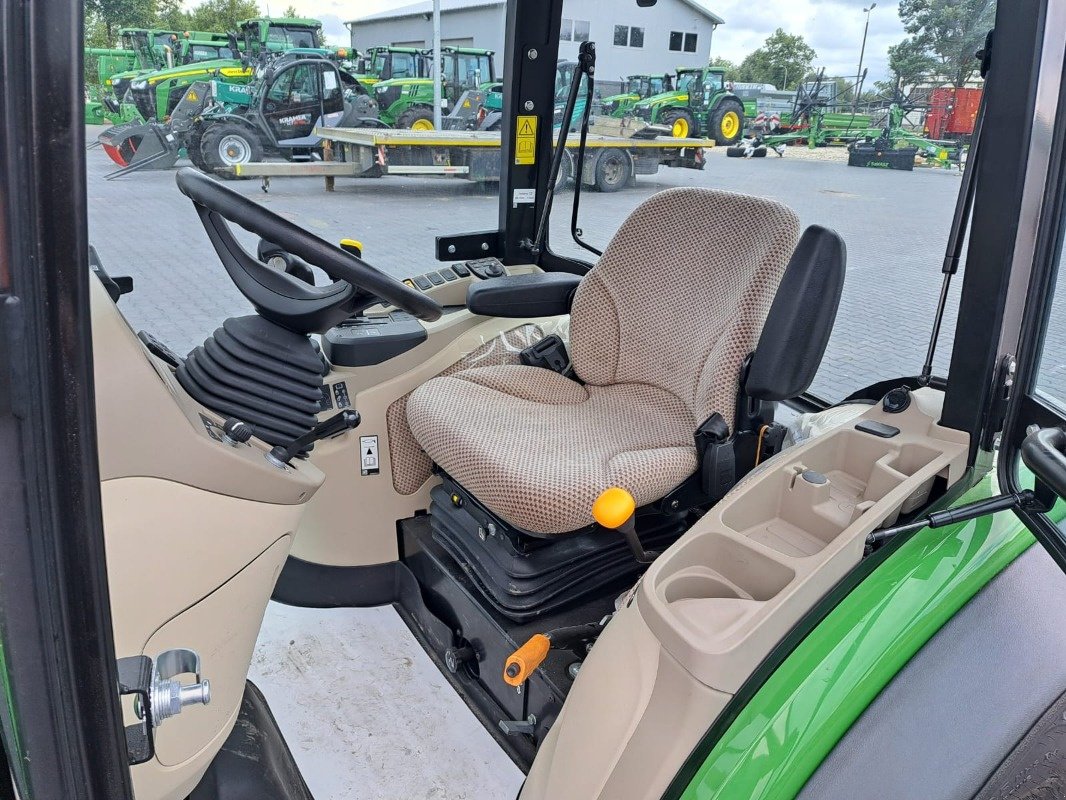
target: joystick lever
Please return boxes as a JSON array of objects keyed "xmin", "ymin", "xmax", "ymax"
[
  {"xmin": 593, "ymin": 487, "xmax": 658, "ymax": 564},
  {"xmin": 266, "ymin": 409, "xmax": 361, "ymax": 467}
]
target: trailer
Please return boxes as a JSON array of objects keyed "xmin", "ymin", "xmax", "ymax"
[
  {"xmin": 924, "ymin": 86, "xmax": 982, "ymax": 141},
  {"xmin": 230, "ymin": 124, "xmax": 712, "ymax": 193}
]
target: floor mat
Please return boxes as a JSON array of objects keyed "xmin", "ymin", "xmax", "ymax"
[{"xmin": 249, "ymin": 602, "xmax": 524, "ymax": 799}]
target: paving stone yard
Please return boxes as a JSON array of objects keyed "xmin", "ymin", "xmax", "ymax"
[{"xmin": 86, "ymin": 127, "xmax": 1066, "ymax": 403}]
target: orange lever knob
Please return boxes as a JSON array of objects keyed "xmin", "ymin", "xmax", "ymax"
[{"xmin": 503, "ymin": 633, "xmax": 551, "ymax": 687}]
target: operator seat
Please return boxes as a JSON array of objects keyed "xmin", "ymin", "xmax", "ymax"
[{"xmin": 407, "ymin": 188, "xmax": 807, "ymax": 536}]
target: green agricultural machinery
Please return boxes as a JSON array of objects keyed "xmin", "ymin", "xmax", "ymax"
[
  {"xmin": 84, "ymin": 47, "xmax": 140, "ymax": 125},
  {"xmin": 630, "ymin": 65, "xmax": 745, "ymax": 143},
  {"xmin": 119, "ymin": 18, "xmax": 325, "ymax": 123},
  {"xmin": 373, "ymin": 46, "xmax": 495, "ymax": 129},
  {"xmin": 730, "ymin": 73, "xmax": 963, "ymax": 170},
  {"xmin": 598, "ymin": 74, "xmax": 669, "ymax": 117},
  {"xmin": 99, "ymin": 52, "xmax": 377, "ymax": 177}
]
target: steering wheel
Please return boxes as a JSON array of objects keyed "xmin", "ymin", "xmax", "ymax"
[{"xmin": 175, "ymin": 168, "xmax": 443, "ymax": 333}]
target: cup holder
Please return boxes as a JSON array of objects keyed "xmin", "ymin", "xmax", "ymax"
[{"xmin": 662, "ymin": 569, "xmax": 751, "ymax": 604}]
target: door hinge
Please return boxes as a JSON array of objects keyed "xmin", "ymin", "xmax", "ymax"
[{"xmin": 116, "ymin": 648, "xmax": 211, "ymax": 766}]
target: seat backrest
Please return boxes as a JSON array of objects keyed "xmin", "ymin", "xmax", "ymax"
[{"xmin": 569, "ymin": 187, "xmax": 801, "ymax": 427}]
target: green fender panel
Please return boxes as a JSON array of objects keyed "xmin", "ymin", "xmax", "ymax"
[{"xmin": 675, "ymin": 469, "xmax": 1062, "ymax": 800}]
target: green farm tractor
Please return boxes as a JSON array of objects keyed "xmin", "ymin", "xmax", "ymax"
[
  {"xmin": 117, "ymin": 18, "xmax": 325, "ymax": 124},
  {"xmin": 599, "ymin": 74, "xmax": 669, "ymax": 117},
  {"xmin": 100, "ymin": 52, "xmax": 377, "ymax": 176},
  {"xmin": 631, "ymin": 65, "xmax": 745, "ymax": 143},
  {"xmin": 373, "ymin": 47, "xmax": 495, "ymax": 129}
]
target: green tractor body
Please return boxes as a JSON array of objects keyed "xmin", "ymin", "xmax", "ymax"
[
  {"xmin": 631, "ymin": 65, "xmax": 744, "ymax": 143},
  {"xmin": 119, "ymin": 18, "xmax": 324, "ymax": 123},
  {"xmin": 374, "ymin": 47, "xmax": 494, "ymax": 129},
  {"xmin": 599, "ymin": 74, "xmax": 667, "ymax": 117}
]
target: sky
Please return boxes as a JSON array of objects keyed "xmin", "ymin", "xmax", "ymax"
[{"xmin": 238, "ymin": 0, "xmax": 908, "ymax": 83}]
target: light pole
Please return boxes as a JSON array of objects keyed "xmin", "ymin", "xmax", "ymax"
[{"xmin": 854, "ymin": 3, "xmax": 876, "ymax": 113}]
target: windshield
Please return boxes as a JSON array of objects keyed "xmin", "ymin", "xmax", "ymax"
[
  {"xmin": 446, "ymin": 54, "xmax": 492, "ymax": 87},
  {"xmin": 189, "ymin": 45, "xmax": 229, "ymax": 61},
  {"xmin": 677, "ymin": 71, "xmax": 697, "ymax": 92},
  {"xmin": 375, "ymin": 52, "xmax": 420, "ymax": 79},
  {"xmin": 266, "ymin": 25, "xmax": 319, "ymax": 49}
]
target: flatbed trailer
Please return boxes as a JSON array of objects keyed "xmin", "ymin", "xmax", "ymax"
[{"xmin": 230, "ymin": 125, "xmax": 713, "ymax": 192}]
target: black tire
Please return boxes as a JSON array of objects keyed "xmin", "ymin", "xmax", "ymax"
[
  {"xmin": 396, "ymin": 106, "xmax": 435, "ymax": 130},
  {"xmin": 726, "ymin": 144, "xmax": 768, "ymax": 158},
  {"xmin": 709, "ymin": 99, "xmax": 744, "ymax": 145},
  {"xmin": 200, "ymin": 122, "xmax": 263, "ymax": 179},
  {"xmin": 661, "ymin": 108, "xmax": 696, "ymax": 139},
  {"xmin": 186, "ymin": 124, "xmax": 208, "ymax": 172},
  {"xmin": 555, "ymin": 149, "xmax": 574, "ymax": 191},
  {"xmin": 593, "ymin": 148, "xmax": 631, "ymax": 193}
]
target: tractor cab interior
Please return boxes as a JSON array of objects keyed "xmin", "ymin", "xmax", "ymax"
[{"xmin": 10, "ymin": 0, "xmax": 1066, "ymax": 799}]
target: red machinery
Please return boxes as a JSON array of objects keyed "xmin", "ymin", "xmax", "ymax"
[{"xmin": 924, "ymin": 86, "xmax": 982, "ymax": 140}]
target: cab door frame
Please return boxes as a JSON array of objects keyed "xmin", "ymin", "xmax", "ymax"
[{"xmin": 0, "ymin": 0, "xmax": 135, "ymax": 797}]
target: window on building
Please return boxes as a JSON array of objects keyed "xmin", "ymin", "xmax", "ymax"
[
  {"xmin": 614, "ymin": 25, "xmax": 644, "ymax": 48},
  {"xmin": 573, "ymin": 20, "xmax": 590, "ymax": 42},
  {"xmin": 560, "ymin": 18, "xmax": 573, "ymax": 41},
  {"xmin": 669, "ymin": 31, "xmax": 698, "ymax": 52}
]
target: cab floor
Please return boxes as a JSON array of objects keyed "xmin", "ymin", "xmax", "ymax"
[{"xmin": 249, "ymin": 601, "xmax": 524, "ymax": 799}]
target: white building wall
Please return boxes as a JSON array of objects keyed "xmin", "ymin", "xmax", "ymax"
[
  {"xmin": 558, "ymin": 0, "xmax": 715, "ymax": 90},
  {"xmin": 348, "ymin": 0, "xmax": 718, "ymax": 92},
  {"xmin": 349, "ymin": 5, "xmax": 507, "ymax": 71}
]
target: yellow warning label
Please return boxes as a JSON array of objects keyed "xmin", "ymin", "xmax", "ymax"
[{"xmin": 515, "ymin": 115, "xmax": 537, "ymax": 165}]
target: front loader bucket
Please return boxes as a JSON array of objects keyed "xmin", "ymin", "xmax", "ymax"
[{"xmin": 98, "ymin": 121, "xmax": 180, "ymax": 178}]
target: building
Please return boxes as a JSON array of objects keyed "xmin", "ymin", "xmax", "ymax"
[{"xmin": 346, "ymin": 0, "xmax": 724, "ymax": 93}]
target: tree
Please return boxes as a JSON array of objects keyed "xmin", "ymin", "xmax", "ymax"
[
  {"xmin": 183, "ymin": 0, "xmax": 260, "ymax": 32},
  {"xmin": 84, "ymin": 0, "xmax": 158, "ymax": 43},
  {"xmin": 735, "ymin": 29, "xmax": 816, "ymax": 90},
  {"xmin": 898, "ymin": 0, "xmax": 995, "ymax": 87},
  {"xmin": 709, "ymin": 56, "xmax": 740, "ymax": 82},
  {"xmin": 155, "ymin": 0, "xmax": 190, "ymax": 30},
  {"xmin": 886, "ymin": 36, "xmax": 939, "ymax": 89},
  {"xmin": 283, "ymin": 5, "xmax": 299, "ymax": 17}
]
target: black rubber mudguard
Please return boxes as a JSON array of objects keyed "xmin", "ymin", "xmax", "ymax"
[{"xmin": 188, "ymin": 681, "xmax": 314, "ymax": 800}]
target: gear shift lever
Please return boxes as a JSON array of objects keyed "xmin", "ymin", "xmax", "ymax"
[
  {"xmin": 266, "ymin": 409, "xmax": 361, "ymax": 468},
  {"xmin": 593, "ymin": 487, "xmax": 658, "ymax": 563}
]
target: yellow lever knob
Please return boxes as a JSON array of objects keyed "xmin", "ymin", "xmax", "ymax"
[
  {"xmin": 340, "ymin": 238, "xmax": 363, "ymax": 258},
  {"xmin": 592, "ymin": 487, "xmax": 636, "ymax": 530},
  {"xmin": 503, "ymin": 634, "xmax": 551, "ymax": 687}
]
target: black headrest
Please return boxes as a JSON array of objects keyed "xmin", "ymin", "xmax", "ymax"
[{"xmin": 744, "ymin": 225, "xmax": 846, "ymax": 401}]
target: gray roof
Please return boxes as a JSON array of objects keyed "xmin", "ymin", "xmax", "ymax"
[{"xmin": 348, "ymin": 0, "xmax": 723, "ymax": 26}]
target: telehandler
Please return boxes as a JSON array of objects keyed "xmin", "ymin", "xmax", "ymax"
[{"xmin": 4, "ymin": 2, "xmax": 1066, "ymax": 800}]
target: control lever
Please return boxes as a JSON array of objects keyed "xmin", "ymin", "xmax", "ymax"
[
  {"xmin": 266, "ymin": 409, "xmax": 361, "ymax": 468},
  {"xmin": 593, "ymin": 487, "xmax": 658, "ymax": 563}
]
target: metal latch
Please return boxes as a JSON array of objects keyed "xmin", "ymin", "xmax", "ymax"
[{"xmin": 116, "ymin": 648, "xmax": 211, "ymax": 766}]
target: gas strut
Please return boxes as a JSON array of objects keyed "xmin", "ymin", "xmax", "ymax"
[
  {"xmin": 531, "ymin": 40, "xmax": 601, "ymax": 258},
  {"xmin": 918, "ymin": 31, "xmax": 992, "ymax": 386}
]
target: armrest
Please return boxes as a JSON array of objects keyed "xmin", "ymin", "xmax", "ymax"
[{"xmin": 466, "ymin": 272, "xmax": 582, "ymax": 318}]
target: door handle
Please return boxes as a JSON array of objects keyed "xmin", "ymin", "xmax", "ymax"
[{"xmin": 1021, "ymin": 426, "xmax": 1066, "ymax": 500}]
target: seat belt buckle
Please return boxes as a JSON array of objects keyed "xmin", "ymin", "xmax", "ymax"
[
  {"xmin": 696, "ymin": 413, "xmax": 735, "ymax": 503},
  {"xmin": 520, "ymin": 335, "xmax": 572, "ymax": 376}
]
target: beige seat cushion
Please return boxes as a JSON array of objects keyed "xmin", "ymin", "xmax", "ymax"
[
  {"xmin": 406, "ymin": 364, "xmax": 698, "ymax": 535},
  {"xmin": 406, "ymin": 188, "xmax": 799, "ymax": 535}
]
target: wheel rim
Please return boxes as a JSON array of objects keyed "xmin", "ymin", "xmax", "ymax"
[
  {"xmin": 672, "ymin": 116, "xmax": 689, "ymax": 138},
  {"xmin": 602, "ymin": 156, "xmax": 625, "ymax": 185},
  {"xmin": 721, "ymin": 110, "xmax": 740, "ymax": 139},
  {"xmin": 411, "ymin": 118, "xmax": 434, "ymax": 131},
  {"xmin": 218, "ymin": 134, "xmax": 251, "ymax": 165}
]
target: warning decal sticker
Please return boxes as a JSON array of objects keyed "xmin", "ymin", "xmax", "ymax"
[{"xmin": 515, "ymin": 114, "xmax": 537, "ymax": 165}]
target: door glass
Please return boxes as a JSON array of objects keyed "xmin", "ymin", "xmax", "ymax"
[{"xmin": 1035, "ymin": 222, "xmax": 1066, "ymax": 409}]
